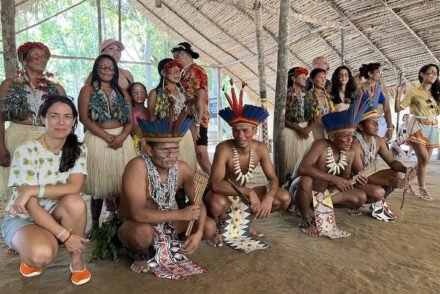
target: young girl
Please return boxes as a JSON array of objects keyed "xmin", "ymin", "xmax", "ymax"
[
  {"xmin": 129, "ymin": 82, "xmax": 149, "ymax": 154},
  {"xmin": 1, "ymin": 95, "xmax": 91, "ymax": 285}
]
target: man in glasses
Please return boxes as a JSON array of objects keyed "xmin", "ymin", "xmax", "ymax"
[
  {"xmin": 171, "ymin": 42, "xmax": 212, "ymax": 176},
  {"xmin": 351, "ymin": 105, "xmax": 414, "ymax": 221},
  {"xmin": 117, "ymin": 117, "xmax": 215, "ymax": 278}
]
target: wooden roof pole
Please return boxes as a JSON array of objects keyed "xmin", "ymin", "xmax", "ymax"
[
  {"xmin": 273, "ymin": 0, "xmax": 290, "ymax": 181},
  {"xmin": 255, "ymin": 0, "xmax": 269, "ymax": 146},
  {"xmin": 1, "ymin": 0, "xmax": 17, "ymax": 78}
]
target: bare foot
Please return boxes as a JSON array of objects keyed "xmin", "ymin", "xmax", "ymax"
[
  {"xmin": 347, "ymin": 207, "xmax": 362, "ymax": 217},
  {"xmin": 7, "ymin": 248, "xmax": 18, "ymax": 255},
  {"xmin": 130, "ymin": 260, "xmax": 149, "ymax": 273},
  {"xmin": 301, "ymin": 225, "xmax": 320, "ymax": 237},
  {"xmin": 249, "ymin": 225, "xmax": 264, "ymax": 238},
  {"xmin": 298, "ymin": 216, "xmax": 313, "ymax": 228},
  {"xmin": 207, "ymin": 232, "xmax": 223, "ymax": 247}
]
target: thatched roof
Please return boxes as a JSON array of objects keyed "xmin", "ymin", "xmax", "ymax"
[{"xmin": 9, "ymin": 0, "xmax": 440, "ymax": 103}]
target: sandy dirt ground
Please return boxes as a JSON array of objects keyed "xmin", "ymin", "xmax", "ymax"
[{"xmin": 1, "ymin": 159, "xmax": 440, "ymax": 294}]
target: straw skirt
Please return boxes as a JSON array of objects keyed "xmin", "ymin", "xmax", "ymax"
[
  {"xmin": 84, "ymin": 127, "xmax": 136, "ymax": 199},
  {"xmin": 285, "ymin": 123, "xmax": 314, "ymax": 175},
  {"xmin": 0, "ymin": 123, "xmax": 45, "ymax": 201},
  {"xmin": 312, "ymin": 127, "xmax": 326, "ymax": 140},
  {"xmin": 178, "ymin": 130, "xmax": 198, "ymax": 172}
]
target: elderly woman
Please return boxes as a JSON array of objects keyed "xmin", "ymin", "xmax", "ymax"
[
  {"xmin": 395, "ymin": 64, "xmax": 440, "ymax": 200},
  {"xmin": 1, "ymin": 96, "xmax": 90, "ymax": 285},
  {"xmin": 358, "ymin": 63, "xmax": 393, "ymax": 140},
  {"xmin": 284, "ymin": 67, "xmax": 316, "ymax": 179},
  {"xmin": 330, "ymin": 66, "xmax": 357, "ymax": 112},
  {"xmin": 0, "ymin": 42, "xmax": 65, "ymax": 204},
  {"xmin": 78, "ymin": 54, "xmax": 136, "ymax": 230},
  {"xmin": 85, "ymin": 39, "xmax": 134, "ymax": 91},
  {"xmin": 307, "ymin": 68, "xmax": 335, "ymax": 140}
]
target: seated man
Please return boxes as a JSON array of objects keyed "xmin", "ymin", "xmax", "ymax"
[
  {"xmin": 118, "ymin": 115, "xmax": 216, "ymax": 279},
  {"xmin": 351, "ymin": 104, "xmax": 413, "ymax": 221},
  {"xmin": 289, "ymin": 103, "xmax": 369, "ymax": 237},
  {"xmin": 206, "ymin": 80, "xmax": 291, "ymax": 251}
]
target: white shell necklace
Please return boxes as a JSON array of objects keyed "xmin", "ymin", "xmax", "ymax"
[
  {"xmin": 232, "ymin": 145, "xmax": 255, "ymax": 185},
  {"xmin": 325, "ymin": 146, "xmax": 348, "ymax": 175}
]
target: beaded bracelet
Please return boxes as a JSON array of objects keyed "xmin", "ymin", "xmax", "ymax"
[
  {"xmin": 63, "ymin": 232, "xmax": 73, "ymax": 244},
  {"xmin": 56, "ymin": 228, "xmax": 67, "ymax": 240},
  {"xmin": 38, "ymin": 185, "xmax": 45, "ymax": 199}
]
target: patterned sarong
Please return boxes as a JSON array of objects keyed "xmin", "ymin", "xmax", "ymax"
[
  {"xmin": 406, "ymin": 116, "xmax": 439, "ymax": 148},
  {"xmin": 147, "ymin": 222, "xmax": 206, "ymax": 279},
  {"xmin": 222, "ymin": 196, "xmax": 269, "ymax": 253},
  {"xmin": 313, "ymin": 190, "xmax": 351, "ymax": 239}
]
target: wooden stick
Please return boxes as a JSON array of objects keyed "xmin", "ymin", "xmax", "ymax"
[
  {"xmin": 226, "ymin": 178, "xmax": 251, "ymax": 206},
  {"xmin": 185, "ymin": 170, "xmax": 208, "ymax": 237},
  {"xmin": 400, "ymin": 167, "xmax": 411, "ymax": 217}
]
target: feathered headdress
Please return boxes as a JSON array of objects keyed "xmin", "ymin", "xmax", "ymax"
[
  {"xmin": 219, "ymin": 79, "xmax": 269, "ymax": 127},
  {"xmin": 137, "ymin": 111, "xmax": 193, "ymax": 142},
  {"xmin": 321, "ymin": 93, "xmax": 370, "ymax": 135},
  {"xmin": 359, "ymin": 84, "xmax": 380, "ymax": 121}
]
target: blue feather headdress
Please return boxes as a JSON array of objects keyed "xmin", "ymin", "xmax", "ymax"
[
  {"xmin": 219, "ymin": 79, "xmax": 269, "ymax": 127},
  {"xmin": 321, "ymin": 93, "xmax": 370, "ymax": 135},
  {"xmin": 137, "ymin": 111, "xmax": 193, "ymax": 142}
]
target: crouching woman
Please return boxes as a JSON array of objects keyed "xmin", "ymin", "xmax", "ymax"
[{"xmin": 1, "ymin": 95, "xmax": 91, "ymax": 285}]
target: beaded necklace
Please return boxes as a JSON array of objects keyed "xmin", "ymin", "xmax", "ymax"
[
  {"xmin": 354, "ymin": 131, "xmax": 377, "ymax": 166},
  {"xmin": 143, "ymin": 154, "xmax": 178, "ymax": 211}
]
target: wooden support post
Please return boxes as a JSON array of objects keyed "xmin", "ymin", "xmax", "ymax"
[
  {"xmin": 96, "ymin": 0, "xmax": 103, "ymax": 49},
  {"xmin": 273, "ymin": 0, "xmax": 290, "ymax": 181},
  {"xmin": 1, "ymin": 0, "xmax": 17, "ymax": 78},
  {"xmin": 395, "ymin": 72, "xmax": 403, "ymax": 136},
  {"xmin": 255, "ymin": 0, "xmax": 269, "ymax": 146},
  {"xmin": 118, "ymin": 0, "xmax": 122, "ymax": 41},
  {"xmin": 217, "ymin": 68, "xmax": 222, "ymax": 143}
]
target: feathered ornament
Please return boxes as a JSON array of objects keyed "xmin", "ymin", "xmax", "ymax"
[
  {"xmin": 219, "ymin": 80, "xmax": 269, "ymax": 127},
  {"xmin": 137, "ymin": 111, "xmax": 193, "ymax": 143},
  {"xmin": 321, "ymin": 92, "xmax": 371, "ymax": 135}
]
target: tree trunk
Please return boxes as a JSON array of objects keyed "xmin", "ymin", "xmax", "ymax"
[
  {"xmin": 273, "ymin": 0, "xmax": 290, "ymax": 181},
  {"xmin": 1, "ymin": 0, "xmax": 17, "ymax": 78},
  {"xmin": 255, "ymin": 0, "xmax": 268, "ymax": 147}
]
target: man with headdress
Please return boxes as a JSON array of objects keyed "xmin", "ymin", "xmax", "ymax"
[
  {"xmin": 171, "ymin": 42, "xmax": 212, "ymax": 175},
  {"xmin": 117, "ymin": 114, "xmax": 215, "ymax": 279},
  {"xmin": 351, "ymin": 99, "xmax": 414, "ymax": 221},
  {"xmin": 289, "ymin": 101, "xmax": 369, "ymax": 237},
  {"xmin": 205, "ymin": 80, "xmax": 291, "ymax": 250}
]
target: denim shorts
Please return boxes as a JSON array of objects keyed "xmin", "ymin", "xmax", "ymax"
[{"xmin": 1, "ymin": 213, "xmax": 35, "ymax": 248}]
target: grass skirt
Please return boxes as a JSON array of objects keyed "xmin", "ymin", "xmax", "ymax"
[
  {"xmin": 0, "ymin": 123, "xmax": 45, "ymax": 206},
  {"xmin": 178, "ymin": 130, "xmax": 197, "ymax": 172},
  {"xmin": 285, "ymin": 123, "xmax": 314, "ymax": 175},
  {"xmin": 84, "ymin": 128, "xmax": 136, "ymax": 199}
]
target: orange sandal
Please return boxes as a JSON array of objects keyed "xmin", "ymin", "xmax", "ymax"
[
  {"xmin": 20, "ymin": 262, "xmax": 43, "ymax": 277},
  {"xmin": 70, "ymin": 265, "xmax": 91, "ymax": 285}
]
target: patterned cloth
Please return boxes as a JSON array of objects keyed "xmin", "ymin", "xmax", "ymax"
[
  {"xmin": 5, "ymin": 140, "xmax": 88, "ymax": 218},
  {"xmin": 142, "ymin": 154, "xmax": 205, "ymax": 279},
  {"xmin": 180, "ymin": 63, "xmax": 209, "ymax": 127},
  {"xmin": 222, "ymin": 196, "xmax": 269, "ymax": 253},
  {"xmin": 406, "ymin": 116, "xmax": 439, "ymax": 148},
  {"xmin": 285, "ymin": 88, "xmax": 316, "ymax": 124},
  {"xmin": 147, "ymin": 222, "xmax": 206, "ymax": 280},
  {"xmin": 88, "ymin": 88, "xmax": 131, "ymax": 125},
  {"xmin": 313, "ymin": 190, "xmax": 351, "ymax": 239}
]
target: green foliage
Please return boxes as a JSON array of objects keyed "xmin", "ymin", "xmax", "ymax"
[{"xmin": 89, "ymin": 218, "xmax": 123, "ymax": 263}]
